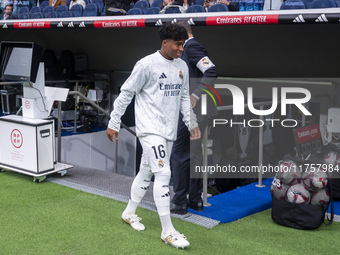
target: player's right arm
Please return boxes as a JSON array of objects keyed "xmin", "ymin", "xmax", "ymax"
[
  {"xmin": 106, "ymin": 127, "xmax": 118, "ymax": 142},
  {"xmin": 107, "ymin": 61, "xmax": 146, "ymax": 142}
]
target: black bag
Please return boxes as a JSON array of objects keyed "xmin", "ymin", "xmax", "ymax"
[
  {"xmin": 271, "ymin": 175, "xmax": 334, "ymax": 230},
  {"xmin": 271, "ymin": 195, "xmax": 332, "ymax": 230}
]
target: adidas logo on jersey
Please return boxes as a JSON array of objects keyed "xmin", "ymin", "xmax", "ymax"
[{"xmin": 159, "ymin": 73, "xmax": 167, "ymax": 79}]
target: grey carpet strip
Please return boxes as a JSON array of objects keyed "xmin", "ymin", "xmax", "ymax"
[{"xmin": 47, "ymin": 166, "xmax": 220, "ymax": 228}]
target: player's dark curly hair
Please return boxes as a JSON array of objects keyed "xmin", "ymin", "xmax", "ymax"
[{"xmin": 159, "ymin": 22, "xmax": 188, "ymax": 41}]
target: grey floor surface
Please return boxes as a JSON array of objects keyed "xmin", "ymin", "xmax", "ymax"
[{"xmin": 48, "ymin": 165, "xmax": 221, "ymax": 228}]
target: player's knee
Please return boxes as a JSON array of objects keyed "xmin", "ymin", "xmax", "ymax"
[{"xmin": 155, "ymin": 167, "xmax": 171, "ymax": 181}]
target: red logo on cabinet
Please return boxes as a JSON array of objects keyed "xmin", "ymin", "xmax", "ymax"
[
  {"xmin": 11, "ymin": 129, "xmax": 23, "ymax": 148},
  {"xmin": 25, "ymin": 100, "xmax": 31, "ymax": 109}
]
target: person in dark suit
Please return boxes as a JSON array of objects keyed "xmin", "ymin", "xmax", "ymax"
[
  {"xmin": 170, "ymin": 21, "xmax": 218, "ymax": 214},
  {"xmin": 1, "ymin": 5, "xmax": 13, "ymax": 20}
]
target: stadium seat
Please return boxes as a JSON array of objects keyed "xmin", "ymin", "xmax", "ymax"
[
  {"xmin": 40, "ymin": 0, "xmax": 50, "ymax": 10},
  {"xmin": 92, "ymin": 0, "xmax": 105, "ymax": 13},
  {"xmin": 309, "ymin": 0, "xmax": 337, "ymax": 8},
  {"xmin": 134, "ymin": 0, "xmax": 150, "ymax": 13},
  {"xmin": 43, "ymin": 5, "xmax": 55, "ymax": 15},
  {"xmin": 83, "ymin": 3, "xmax": 99, "ymax": 16},
  {"xmin": 30, "ymin": 6, "xmax": 42, "ymax": 15},
  {"xmin": 195, "ymin": 0, "xmax": 205, "ymax": 5},
  {"xmin": 60, "ymin": 10, "xmax": 73, "ymax": 18},
  {"xmin": 302, "ymin": 0, "xmax": 314, "ymax": 7},
  {"xmin": 164, "ymin": 6, "xmax": 182, "ymax": 13},
  {"xmin": 56, "ymin": 5, "xmax": 68, "ymax": 16},
  {"xmin": 145, "ymin": 6, "xmax": 161, "ymax": 14},
  {"xmin": 70, "ymin": 4, "xmax": 83, "ymax": 17},
  {"xmin": 336, "ymin": 0, "xmax": 340, "ymax": 6},
  {"xmin": 127, "ymin": 8, "xmax": 143, "ymax": 14},
  {"xmin": 18, "ymin": 13, "xmax": 30, "ymax": 19},
  {"xmin": 280, "ymin": 0, "xmax": 306, "ymax": 9},
  {"xmin": 11, "ymin": 13, "xmax": 18, "ymax": 19},
  {"xmin": 31, "ymin": 12, "xmax": 44, "ymax": 19},
  {"xmin": 18, "ymin": 6, "xmax": 29, "ymax": 14},
  {"xmin": 44, "ymin": 11, "xmax": 58, "ymax": 18},
  {"xmin": 208, "ymin": 3, "xmax": 229, "ymax": 11},
  {"xmin": 151, "ymin": 0, "xmax": 164, "ymax": 9},
  {"xmin": 66, "ymin": 0, "xmax": 71, "ymax": 7},
  {"xmin": 186, "ymin": 4, "xmax": 205, "ymax": 12}
]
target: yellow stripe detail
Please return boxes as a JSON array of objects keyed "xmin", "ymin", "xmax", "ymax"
[{"xmin": 200, "ymin": 88, "xmax": 217, "ymax": 106}]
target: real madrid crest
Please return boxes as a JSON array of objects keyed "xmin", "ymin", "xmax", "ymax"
[
  {"xmin": 158, "ymin": 160, "xmax": 165, "ymax": 168},
  {"xmin": 179, "ymin": 71, "xmax": 183, "ymax": 79},
  {"xmin": 202, "ymin": 58, "xmax": 209, "ymax": 67}
]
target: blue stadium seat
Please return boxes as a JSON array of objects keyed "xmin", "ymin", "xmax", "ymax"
[
  {"xmin": 66, "ymin": 0, "xmax": 71, "ymax": 7},
  {"xmin": 31, "ymin": 12, "xmax": 44, "ymax": 18},
  {"xmin": 195, "ymin": 0, "xmax": 205, "ymax": 5},
  {"xmin": 70, "ymin": 4, "xmax": 83, "ymax": 17},
  {"xmin": 336, "ymin": 0, "xmax": 340, "ymax": 6},
  {"xmin": 60, "ymin": 10, "xmax": 73, "ymax": 17},
  {"xmin": 280, "ymin": 0, "xmax": 306, "ymax": 9},
  {"xmin": 127, "ymin": 8, "xmax": 143, "ymax": 14},
  {"xmin": 56, "ymin": 5, "xmax": 68, "ymax": 16},
  {"xmin": 83, "ymin": 3, "xmax": 99, "ymax": 16},
  {"xmin": 40, "ymin": 0, "xmax": 50, "ymax": 10},
  {"xmin": 92, "ymin": 0, "xmax": 104, "ymax": 13},
  {"xmin": 186, "ymin": 4, "xmax": 205, "ymax": 12},
  {"xmin": 151, "ymin": 0, "xmax": 164, "ymax": 8},
  {"xmin": 30, "ymin": 6, "xmax": 42, "ymax": 15},
  {"xmin": 44, "ymin": 11, "xmax": 58, "ymax": 18},
  {"xmin": 309, "ymin": 0, "xmax": 337, "ymax": 8},
  {"xmin": 11, "ymin": 13, "xmax": 18, "ymax": 19},
  {"xmin": 302, "ymin": 0, "xmax": 314, "ymax": 7},
  {"xmin": 18, "ymin": 6, "xmax": 29, "ymax": 14},
  {"xmin": 208, "ymin": 3, "xmax": 229, "ymax": 11},
  {"xmin": 18, "ymin": 13, "xmax": 30, "ymax": 19},
  {"xmin": 134, "ymin": 0, "xmax": 150, "ymax": 13},
  {"xmin": 145, "ymin": 6, "xmax": 161, "ymax": 14},
  {"xmin": 164, "ymin": 6, "xmax": 182, "ymax": 13},
  {"xmin": 43, "ymin": 5, "xmax": 55, "ymax": 15}
]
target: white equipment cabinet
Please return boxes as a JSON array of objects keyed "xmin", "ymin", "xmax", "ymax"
[{"xmin": 0, "ymin": 115, "xmax": 72, "ymax": 182}]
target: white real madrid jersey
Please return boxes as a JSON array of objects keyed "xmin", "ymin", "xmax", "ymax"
[{"xmin": 108, "ymin": 51, "xmax": 198, "ymax": 141}]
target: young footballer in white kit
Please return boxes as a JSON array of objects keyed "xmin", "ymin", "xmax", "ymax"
[{"xmin": 106, "ymin": 23, "xmax": 201, "ymax": 249}]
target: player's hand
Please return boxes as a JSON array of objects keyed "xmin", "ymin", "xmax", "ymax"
[
  {"xmin": 106, "ymin": 127, "xmax": 118, "ymax": 142},
  {"xmin": 190, "ymin": 127, "xmax": 201, "ymax": 140},
  {"xmin": 190, "ymin": 95, "xmax": 197, "ymax": 108}
]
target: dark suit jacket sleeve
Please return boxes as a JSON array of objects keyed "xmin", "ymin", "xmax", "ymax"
[{"xmin": 186, "ymin": 40, "xmax": 218, "ymax": 98}]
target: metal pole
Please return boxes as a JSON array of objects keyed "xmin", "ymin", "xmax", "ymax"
[
  {"xmin": 202, "ymin": 126, "xmax": 211, "ymax": 206},
  {"xmin": 256, "ymin": 105, "xmax": 266, "ymax": 188},
  {"xmin": 57, "ymin": 101, "xmax": 62, "ymax": 162},
  {"xmin": 302, "ymin": 113, "xmax": 306, "ymax": 127}
]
